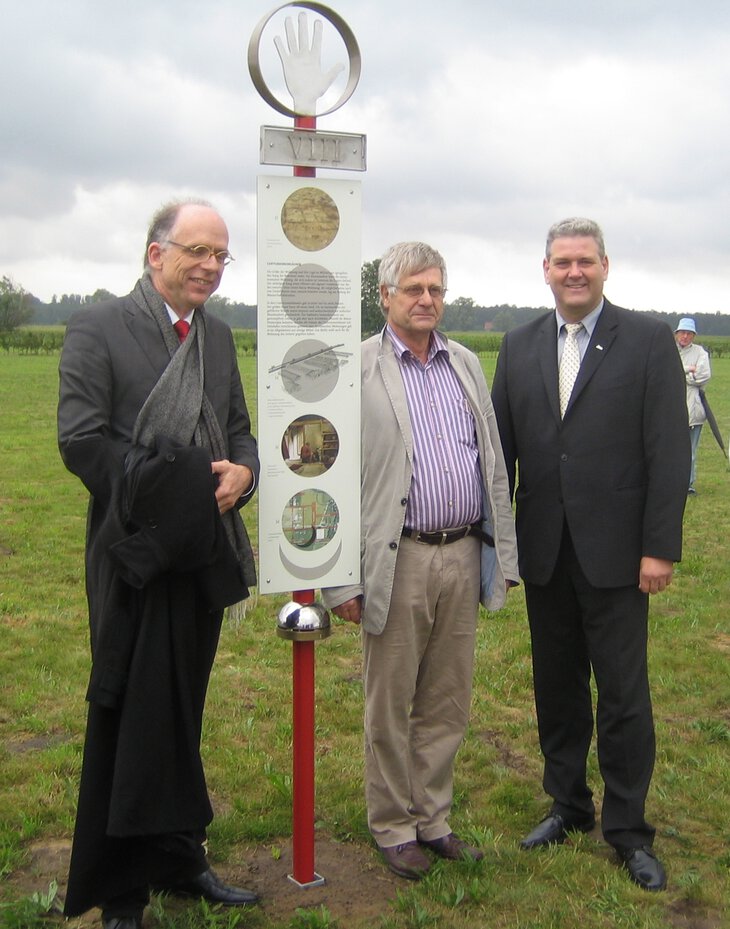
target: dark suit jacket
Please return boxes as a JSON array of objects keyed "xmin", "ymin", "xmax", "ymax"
[
  {"xmin": 57, "ymin": 289, "xmax": 259, "ymax": 502},
  {"xmin": 57, "ymin": 287, "xmax": 260, "ymax": 915},
  {"xmin": 58, "ymin": 287, "xmax": 259, "ymax": 644},
  {"xmin": 491, "ymin": 300, "xmax": 690, "ymax": 588}
]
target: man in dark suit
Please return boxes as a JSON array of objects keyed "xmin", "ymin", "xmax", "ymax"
[
  {"xmin": 58, "ymin": 200, "xmax": 260, "ymax": 928},
  {"xmin": 491, "ymin": 218, "xmax": 690, "ymax": 892}
]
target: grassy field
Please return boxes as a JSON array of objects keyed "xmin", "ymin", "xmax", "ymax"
[{"xmin": 0, "ymin": 348, "xmax": 728, "ymax": 929}]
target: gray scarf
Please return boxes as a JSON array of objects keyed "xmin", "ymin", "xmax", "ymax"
[{"xmin": 130, "ymin": 275, "xmax": 255, "ymax": 588}]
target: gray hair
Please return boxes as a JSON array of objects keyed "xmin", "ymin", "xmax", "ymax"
[
  {"xmin": 546, "ymin": 218, "xmax": 606, "ymax": 260},
  {"xmin": 378, "ymin": 241, "xmax": 447, "ymax": 312},
  {"xmin": 143, "ymin": 197, "xmax": 215, "ymax": 269}
]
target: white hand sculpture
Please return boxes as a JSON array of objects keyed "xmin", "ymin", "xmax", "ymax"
[{"xmin": 274, "ymin": 12, "xmax": 345, "ymax": 116}]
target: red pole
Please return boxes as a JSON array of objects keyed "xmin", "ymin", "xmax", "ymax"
[
  {"xmin": 294, "ymin": 115, "xmax": 316, "ymax": 177},
  {"xmin": 291, "ymin": 590, "xmax": 316, "ymax": 884},
  {"xmin": 291, "ymin": 113, "xmax": 318, "ymax": 886}
]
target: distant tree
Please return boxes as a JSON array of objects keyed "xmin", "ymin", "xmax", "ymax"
[
  {"xmin": 361, "ymin": 258, "xmax": 382, "ymax": 336},
  {"xmin": 206, "ymin": 294, "xmax": 234, "ymax": 325},
  {"xmin": 0, "ymin": 276, "xmax": 33, "ymax": 331},
  {"xmin": 492, "ymin": 310, "xmax": 517, "ymax": 332},
  {"xmin": 85, "ymin": 288, "xmax": 116, "ymax": 304},
  {"xmin": 205, "ymin": 296, "xmax": 257, "ymax": 329},
  {"xmin": 443, "ymin": 296, "xmax": 477, "ymax": 331}
]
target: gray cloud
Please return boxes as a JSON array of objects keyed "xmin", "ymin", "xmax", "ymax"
[{"xmin": 1, "ymin": 0, "xmax": 728, "ymax": 313}]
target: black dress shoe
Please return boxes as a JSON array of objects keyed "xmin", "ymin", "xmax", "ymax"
[
  {"xmin": 617, "ymin": 845, "xmax": 667, "ymax": 891},
  {"xmin": 102, "ymin": 918, "xmax": 142, "ymax": 929},
  {"xmin": 168, "ymin": 867, "xmax": 259, "ymax": 905},
  {"xmin": 520, "ymin": 813, "xmax": 595, "ymax": 850}
]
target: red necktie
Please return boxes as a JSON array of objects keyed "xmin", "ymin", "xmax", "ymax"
[{"xmin": 174, "ymin": 319, "xmax": 190, "ymax": 342}]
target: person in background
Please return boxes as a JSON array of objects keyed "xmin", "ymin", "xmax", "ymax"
[
  {"xmin": 674, "ymin": 317, "xmax": 711, "ymax": 494},
  {"xmin": 323, "ymin": 242, "xmax": 518, "ymax": 881},
  {"xmin": 491, "ymin": 217, "xmax": 690, "ymax": 892},
  {"xmin": 58, "ymin": 199, "xmax": 260, "ymax": 929}
]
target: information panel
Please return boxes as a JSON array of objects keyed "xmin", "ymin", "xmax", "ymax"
[{"xmin": 257, "ymin": 175, "xmax": 361, "ymax": 594}]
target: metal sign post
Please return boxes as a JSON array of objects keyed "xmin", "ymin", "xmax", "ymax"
[
  {"xmin": 248, "ymin": 2, "xmax": 364, "ymax": 889},
  {"xmin": 289, "ymin": 109, "xmax": 317, "ymax": 888}
]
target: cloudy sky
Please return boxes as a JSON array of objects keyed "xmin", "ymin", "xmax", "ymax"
[{"xmin": 2, "ymin": 0, "xmax": 729, "ymax": 314}]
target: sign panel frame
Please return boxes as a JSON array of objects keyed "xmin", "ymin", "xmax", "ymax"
[{"xmin": 257, "ymin": 175, "xmax": 361, "ymax": 595}]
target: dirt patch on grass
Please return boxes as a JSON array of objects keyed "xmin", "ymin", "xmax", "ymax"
[
  {"xmin": 231, "ymin": 837, "xmax": 401, "ymax": 926},
  {"xmin": 10, "ymin": 835, "xmax": 402, "ymax": 928},
  {"xmin": 665, "ymin": 900, "xmax": 722, "ymax": 929},
  {"xmin": 476, "ymin": 728, "xmax": 532, "ymax": 775},
  {"xmin": 4, "ymin": 731, "xmax": 73, "ymax": 754}
]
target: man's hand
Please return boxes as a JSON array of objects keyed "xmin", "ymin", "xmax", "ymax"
[
  {"xmin": 639, "ymin": 556, "xmax": 674, "ymax": 595},
  {"xmin": 332, "ymin": 597, "xmax": 362, "ymax": 625},
  {"xmin": 211, "ymin": 460, "xmax": 253, "ymax": 514},
  {"xmin": 274, "ymin": 12, "xmax": 345, "ymax": 115}
]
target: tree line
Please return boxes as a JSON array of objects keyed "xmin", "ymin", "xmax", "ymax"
[
  {"xmin": 20, "ymin": 289, "xmax": 258, "ymax": 330},
  {"xmin": 3, "ymin": 265, "xmax": 730, "ymax": 337},
  {"xmin": 359, "ymin": 259, "xmax": 730, "ymax": 337}
]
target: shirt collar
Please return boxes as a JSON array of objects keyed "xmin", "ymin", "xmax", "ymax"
[
  {"xmin": 555, "ymin": 299, "xmax": 603, "ymax": 340},
  {"xmin": 386, "ymin": 324, "xmax": 448, "ymax": 363},
  {"xmin": 166, "ymin": 305, "xmax": 195, "ymax": 325}
]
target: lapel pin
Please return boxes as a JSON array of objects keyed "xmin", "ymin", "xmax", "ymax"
[{"xmin": 596, "ymin": 344, "xmax": 604, "ymax": 351}]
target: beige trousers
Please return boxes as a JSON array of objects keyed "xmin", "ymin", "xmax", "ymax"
[{"xmin": 362, "ymin": 533, "xmax": 481, "ymax": 847}]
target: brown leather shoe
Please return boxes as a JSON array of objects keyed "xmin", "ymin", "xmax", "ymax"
[
  {"xmin": 379, "ymin": 841, "xmax": 431, "ymax": 880},
  {"xmin": 420, "ymin": 833, "xmax": 484, "ymax": 861}
]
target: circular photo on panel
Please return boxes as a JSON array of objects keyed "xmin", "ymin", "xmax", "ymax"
[
  {"xmin": 281, "ymin": 186, "xmax": 340, "ymax": 251},
  {"xmin": 281, "ymin": 415, "xmax": 339, "ymax": 477},
  {"xmin": 281, "ymin": 263, "xmax": 339, "ymax": 328},
  {"xmin": 282, "ymin": 489, "xmax": 339, "ymax": 551},
  {"xmin": 277, "ymin": 339, "xmax": 345, "ymax": 403}
]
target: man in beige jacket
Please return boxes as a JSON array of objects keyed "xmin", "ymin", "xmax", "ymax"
[{"xmin": 323, "ymin": 242, "xmax": 518, "ymax": 881}]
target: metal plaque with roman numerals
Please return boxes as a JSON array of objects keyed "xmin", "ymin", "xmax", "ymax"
[{"xmin": 260, "ymin": 126, "xmax": 366, "ymax": 171}]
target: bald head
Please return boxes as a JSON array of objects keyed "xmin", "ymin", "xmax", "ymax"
[{"xmin": 145, "ymin": 201, "xmax": 229, "ymax": 317}]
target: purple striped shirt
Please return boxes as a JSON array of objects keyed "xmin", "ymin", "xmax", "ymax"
[{"xmin": 387, "ymin": 326, "xmax": 482, "ymax": 532}]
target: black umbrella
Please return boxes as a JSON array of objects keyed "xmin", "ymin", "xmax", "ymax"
[{"xmin": 699, "ymin": 389, "xmax": 727, "ymax": 458}]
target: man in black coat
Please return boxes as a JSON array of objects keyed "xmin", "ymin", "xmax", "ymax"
[
  {"xmin": 491, "ymin": 218, "xmax": 690, "ymax": 892},
  {"xmin": 58, "ymin": 199, "xmax": 260, "ymax": 928}
]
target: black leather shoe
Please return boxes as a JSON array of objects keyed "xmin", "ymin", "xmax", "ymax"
[
  {"xmin": 102, "ymin": 919, "xmax": 142, "ymax": 929},
  {"xmin": 520, "ymin": 813, "xmax": 595, "ymax": 850},
  {"xmin": 617, "ymin": 845, "xmax": 667, "ymax": 891},
  {"xmin": 168, "ymin": 867, "xmax": 259, "ymax": 905}
]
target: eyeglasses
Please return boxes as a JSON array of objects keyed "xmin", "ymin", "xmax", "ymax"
[
  {"xmin": 165, "ymin": 240, "xmax": 234, "ymax": 266},
  {"xmin": 391, "ymin": 284, "xmax": 447, "ymax": 301}
]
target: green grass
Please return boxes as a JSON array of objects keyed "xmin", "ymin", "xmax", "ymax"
[{"xmin": 0, "ymin": 350, "xmax": 729, "ymax": 928}]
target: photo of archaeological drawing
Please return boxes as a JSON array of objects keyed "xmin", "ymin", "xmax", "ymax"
[{"xmin": 281, "ymin": 489, "xmax": 340, "ymax": 551}]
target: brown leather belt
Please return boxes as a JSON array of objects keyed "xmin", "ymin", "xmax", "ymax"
[{"xmin": 401, "ymin": 522, "xmax": 494, "ymax": 547}]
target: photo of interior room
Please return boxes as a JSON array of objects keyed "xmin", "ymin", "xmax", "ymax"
[{"xmin": 281, "ymin": 414, "xmax": 340, "ymax": 477}]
